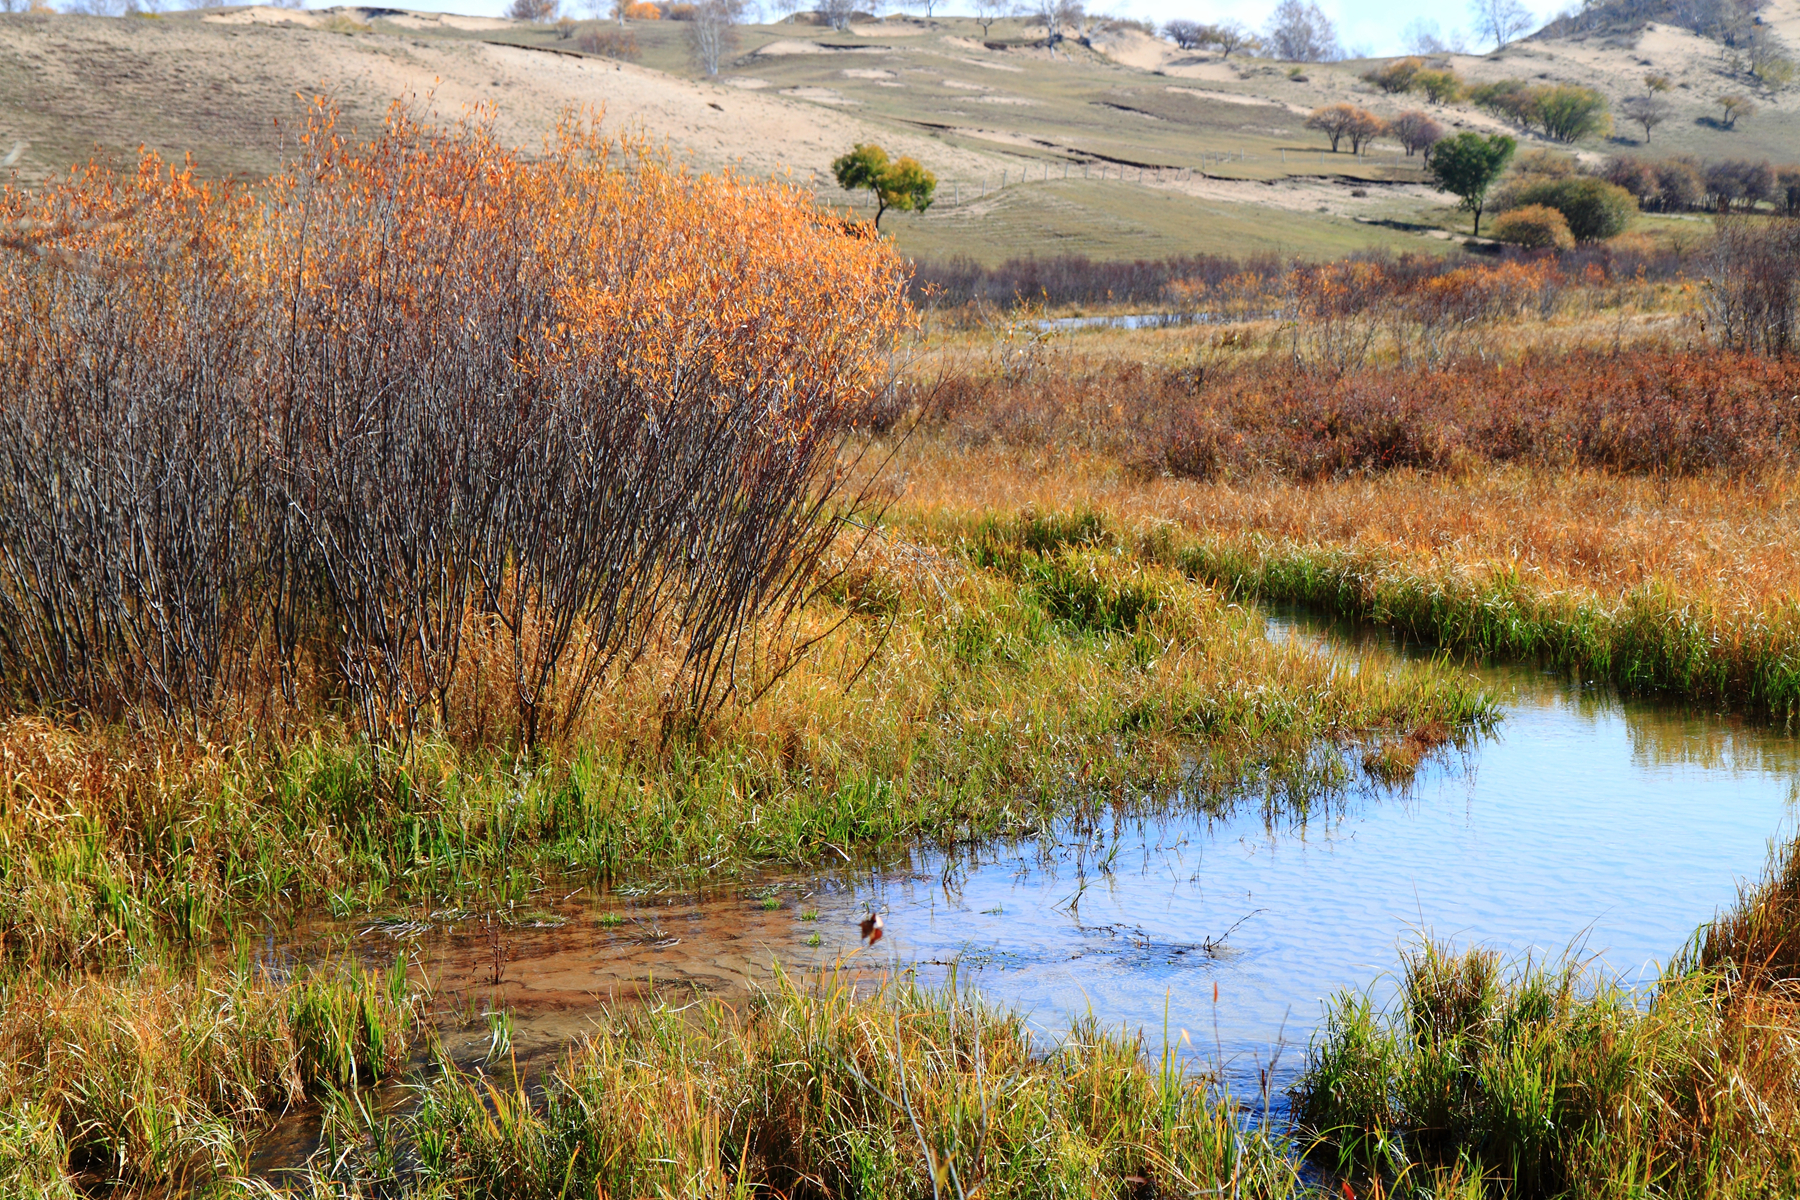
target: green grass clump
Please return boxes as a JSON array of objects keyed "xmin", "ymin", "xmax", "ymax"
[
  {"xmin": 1294, "ymin": 833, "xmax": 1800, "ymax": 1198},
  {"xmin": 367, "ymin": 974, "xmax": 1301, "ymax": 1198}
]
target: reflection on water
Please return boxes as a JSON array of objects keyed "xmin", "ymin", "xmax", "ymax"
[{"xmin": 249, "ymin": 608, "xmax": 1800, "ymax": 1170}]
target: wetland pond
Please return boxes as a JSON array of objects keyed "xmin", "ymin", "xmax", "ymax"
[{"xmin": 250, "ymin": 607, "xmax": 1800, "ymax": 1171}]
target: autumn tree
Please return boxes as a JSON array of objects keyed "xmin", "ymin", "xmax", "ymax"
[
  {"xmin": 832, "ymin": 144, "xmax": 938, "ymax": 230},
  {"xmin": 1533, "ymin": 85, "xmax": 1610, "ymax": 142},
  {"xmin": 1306, "ymin": 103, "xmax": 1381, "ymax": 153},
  {"xmin": 1363, "ymin": 56, "xmax": 1424, "ymax": 94},
  {"xmin": 1719, "ymin": 93, "xmax": 1755, "ymax": 129},
  {"xmin": 1390, "ymin": 110, "xmax": 1445, "ymax": 157},
  {"xmin": 1413, "ymin": 68, "xmax": 1464, "ymax": 105}
]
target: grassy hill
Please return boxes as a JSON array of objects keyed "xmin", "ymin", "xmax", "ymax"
[{"xmin": 0, "ymin": 2, "xmax": 1793, "ymax": 263}]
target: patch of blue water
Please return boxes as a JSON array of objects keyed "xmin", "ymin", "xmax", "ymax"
[{"xmin": 804, "ymin": 611, "xmax": 1800, "ymax": 1103}]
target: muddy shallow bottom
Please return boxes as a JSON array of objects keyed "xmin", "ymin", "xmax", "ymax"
[{"xmin": 248, "ymin": 608, "xmax": 1800, "ymax": 1173}]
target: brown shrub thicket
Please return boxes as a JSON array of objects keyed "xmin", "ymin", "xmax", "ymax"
[
  {"xmin": 910, "ymin": 246, "xmax": 1691, "ymax": 317},
  {"xmin": 929, "ymin": 349, "xmax": 1800, "ymax": 481},
  {"xmin": 0, "ymin": 104, "xmax": 910, "ymax": 743},
  {"xmin": 577, "ymin": 24, "xmax": 641, "ymax": 56},
  {"xmin": 1706, "ymin": 215, "xmax": 1800, "ymax": 354}
]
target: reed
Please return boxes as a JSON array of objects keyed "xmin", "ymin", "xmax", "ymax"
[{"xmin": 889, "ymin": 301, "xmax": 1800, "ymax": 716}]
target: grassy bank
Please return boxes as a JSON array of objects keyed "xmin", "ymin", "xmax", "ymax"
[
  {"xmin": 311, "ymin": 972, "xmax": 1301, "ymax": 1199},
  {"xmin": 0, "ymin": 505, "xmax": 1493, "ymax": 974}
]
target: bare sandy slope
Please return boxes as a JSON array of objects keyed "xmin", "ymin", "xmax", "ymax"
[{"xmin": 0, "ymin": 8, "xmax": 1005, "ymax": 185}]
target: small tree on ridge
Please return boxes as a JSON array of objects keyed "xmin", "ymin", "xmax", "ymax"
[
  {"xmin": 1431, "ymin": 130, "xmax": 1516, "ymax": 235},
  {"xmin": 832, "ymin": 144, "xmax": 938, "ymax": 230}
]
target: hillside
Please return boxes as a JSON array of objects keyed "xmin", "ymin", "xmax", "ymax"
[{"xmin": 0, "ymin": 3, "xmax": 1795, "ymax": 263}]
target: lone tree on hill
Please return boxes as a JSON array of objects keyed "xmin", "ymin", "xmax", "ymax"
[
  {"xmin": 1207, "ymin": 20, "xmax": 1257, "ymax": 56},
  {"xmin": 1622, "ymin": 93, "xmax": 1671, "ymax": 143},
  {"xmin": 1430, "ymin": 130, "xmax": 1516, "ymax": 235},
  {"xmin": 1163, "ymin": 18, "xmax": 1205, "ymax": 47},
  {"xmin": 1470, "ymin": 0, "xmax": 1532, "ymax": 50},
  {"xmin": 832, "ymin": 144, "xmax": 938, "ymax": 230},
  {"xmin": 971, "ymin": 0, "xmax": 1006, "ymax": 37},
  {"xmin": 1719, "ymin": 93, "xmax": 1755, "ymax": 129}
]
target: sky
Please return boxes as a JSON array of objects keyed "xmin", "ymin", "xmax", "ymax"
[{"xmin": 377, "ymin": 0, "xmax": 1564, "ymax": 59}]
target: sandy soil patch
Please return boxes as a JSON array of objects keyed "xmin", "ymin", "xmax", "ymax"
[
  {"xmin": 956, "ymin": 55, "xmax": 1024, "ymax": 71},
  {"xmin": 1155, "ymin": 59, "xmax": 1243, "ymax": 83},
  {"xmin": 750, "ymin": 39, "xmax": 830, "ymax": 56},
  {"xmin": 849, "ymin": 19, "xmax": 933, "ymax": 36},
  {"xmin": 977, "ymin": 94, "xmax": 1038, "ymax": 105},
  {"xmin": 840, "ymin": 67, "xmax": 895, "ymax": 78},
  {"xmin": 379, "ymin": 9, "xmax": 513, "ymax": 31},
  {"xmin": 941, "ymin": 78, "xmax": 994, "ymax": 90},
  {"xmin": 201, "ymin": 6, "xmax": 324, "ymax": 26},
  {"xmin": 780, "ymin": 85, "xmax": 858, "ymax": 103},
  {"xmin": 1152, "ymin": 171, "xmax": 1443, "ymax": 219},
  {"xmin": 1165, "ymin": 85, "xmax": 1304, "ymax": 114},
  {"xmin": 1087, "ymin": 27, "xmax": 1168, "ymax": 71}
]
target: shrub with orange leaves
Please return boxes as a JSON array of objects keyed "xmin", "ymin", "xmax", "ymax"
[{"xmin": 0, "ymin": 103, "xmax": 911, "ymax": 743}]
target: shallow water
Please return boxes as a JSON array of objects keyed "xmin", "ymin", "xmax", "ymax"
[
  {"xmin": 249, "ymin": 608, "xmax": 1800, "ymax": 1170},
  {"xmin": 854, "ymin": 609, "xmax": 1800, "ymax": 1097},
  {"xmin": 1036, "ymin": 311, "xmax": 1225, "ymax": 331}
]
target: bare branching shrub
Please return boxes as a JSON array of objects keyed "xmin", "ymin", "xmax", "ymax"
[
  {"xmin": 0, "ymin": 106, "xmax": 911, "ymax": 745},
  {"xmin": 1706, "ymin": 215, "xmax": 1800, "ymax": 354},
  {"xmin": 0, "ymin": 164, "xmax": 265, "ymax": 727}
]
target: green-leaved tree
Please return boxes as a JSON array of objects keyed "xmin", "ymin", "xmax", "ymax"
[
  {"xmin": 1429, "ymin": 131, "xmax": 1516, "ymax": 236},
  {"xmin": 831, "ymin": 144, "xmax": 938, "ymax": 231}
]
